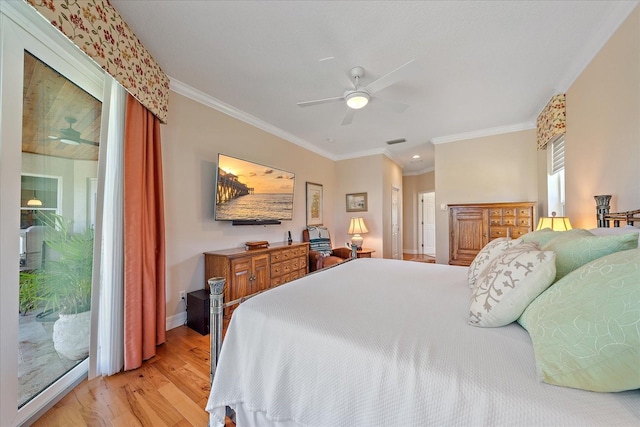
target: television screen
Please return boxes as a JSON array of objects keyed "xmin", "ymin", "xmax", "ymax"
[{"xmin": 215, "ymin": 154, "xmax": 295, "ymax": 222}]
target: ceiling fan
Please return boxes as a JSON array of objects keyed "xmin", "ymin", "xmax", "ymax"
[
  {"xmin": 297, "ymin": 59, "xmax": 415, "ymax": 125},
  {"xmin": 47, "ymin": 116, "xmax": 98, "ymax": 146}
]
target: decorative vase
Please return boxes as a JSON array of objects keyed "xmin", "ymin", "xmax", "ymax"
[{"xmin": 52, "ymin": 311, "xmax": 91, "ymax": 360}]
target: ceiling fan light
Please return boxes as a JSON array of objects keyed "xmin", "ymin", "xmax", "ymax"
[
  {"xmin": 346, "ymin": 91, "xmax": 369, "ymax": 110},
  {"xmin": 27, "ymin": 198, "xmax": 42, "ymax": 207}
]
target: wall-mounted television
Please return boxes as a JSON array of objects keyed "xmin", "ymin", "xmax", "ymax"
[{"xmin": 215, "ymin": 154, "xmax": 295, "ymax": 225}]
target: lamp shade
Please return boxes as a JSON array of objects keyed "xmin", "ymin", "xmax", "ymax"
[
  {"xmin": 536, "ymin": 212, "xmax": 572, "ymax": 231},
  {"xmin": 348, "ymin": 217, "xmax": 369, "ymax": 235},
  {"xmin": 345, "ymin": 91, "xmax": 369, "ymax": 109},
  {"xmin": 27, "ymin": 198, "xmax": 43, "ymax": 207}
]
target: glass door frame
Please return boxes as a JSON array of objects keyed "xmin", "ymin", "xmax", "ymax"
[{"xmin": 0, "ymin": 2, "xmax": 105, "ymax": 424}]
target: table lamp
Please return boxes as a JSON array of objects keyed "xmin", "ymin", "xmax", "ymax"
[
  {"xmin": 348, "ymin": 217, "xmax": 368, "ymax": 250},
  {"xmin": 536, "ymin": 211, "xmax": 572, "ymax": 231}
]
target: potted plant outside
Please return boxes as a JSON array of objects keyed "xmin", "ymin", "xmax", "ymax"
[{"xmin": 39, "ymin": 213, "xmax": 94, "ymax": 360}]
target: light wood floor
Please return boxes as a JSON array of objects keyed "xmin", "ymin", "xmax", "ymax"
[
  {"xmin": 32, "ymin": 326, "xmax": 223, "ymax": 427},
  {"xmin": 34, "ymin": 256, "xmax": 435, "ymax": 426}
]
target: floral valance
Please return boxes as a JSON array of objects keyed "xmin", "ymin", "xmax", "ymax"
[
  {"xmin": 26, "ymin": 0, "xmax": 169, "ymax": 124},
  {"xmin": 536, "ymin": 94, "xmax": 566, "ymax": 150}
]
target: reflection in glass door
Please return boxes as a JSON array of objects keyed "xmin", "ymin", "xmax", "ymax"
[{"xmin": 18, "ymin": 52, "xmax": 102, "ymax": 407}]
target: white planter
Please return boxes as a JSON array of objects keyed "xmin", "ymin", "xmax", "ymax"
[{"xmin": 52, "ymin": 311, "xmax": 90, "ymax": 360}]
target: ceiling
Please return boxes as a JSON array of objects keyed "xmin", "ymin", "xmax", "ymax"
[
  {"xmin": 23, "ymin": 52, "xmax": 101, "ymax": 161},
  {"xmin": 110, "ymin": 0, "xmax": 636, "ymax": 174}
]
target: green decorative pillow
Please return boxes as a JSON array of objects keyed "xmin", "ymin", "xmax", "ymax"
[
  {"xmin": 518, "ymin": 248, "xmax": 640, "ymax": 392},
  {"xmin": 469, "ymin": 243, "xmax": 555, "ymax": 327},
  {"xmin": 520, "ymin": 228, "xmax": 561, "ymax": 247},
  {"xmin": 542, "ymin": 231, "xmax": 638, "ymax": 281}
]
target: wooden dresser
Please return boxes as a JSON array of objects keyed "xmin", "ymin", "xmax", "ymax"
[
  {"xmin": 204, "ymin": 242, "xmax": 309, "ymax": 315},
  {"xmin": 448, "ymin": 202, "xmax": 536, "ymax": 266}
]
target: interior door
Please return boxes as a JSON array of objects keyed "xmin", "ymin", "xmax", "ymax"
[
  {"xmin": 392, "ymin": 186, "xmax": 400, "ymax": 259},
  {"xmin": 423, "ymin": 192, "xmax": 436, "ymax": 255}
]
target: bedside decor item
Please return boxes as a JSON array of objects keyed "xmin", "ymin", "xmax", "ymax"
[
  {"xmin": 348, "ymin": 217, "xmax": 369, "ymax": 250},
  {"xmin": 245, "ymin": 241, "xmax": 269, "ymax": 250},
  {"xmin": 346, "ymin": 192, "xmax": 367, "ymax": 212},
  {"xmin": 306, "ymin": 182, "xmax": 323, "ymax": 226},
  {"xmin": 536, "ymin": 211, "xmax": 572, "ymax": 231}
]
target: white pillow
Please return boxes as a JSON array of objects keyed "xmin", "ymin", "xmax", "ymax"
[
  {"xmin": 468, "ymin": 242, "xmax": 556, "ymax": 327},
  {"xmin": 467, "ymin": 237, "xmax": 522, "ymax": 289}
]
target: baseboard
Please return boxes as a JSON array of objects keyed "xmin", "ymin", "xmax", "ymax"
[
  {"xmin": 403, "ymin": 249, "xmax": 419, "ymax": 255},
  {"xmin": 166, "ymin": 311, "xmax": 187, "ymax": 331}
]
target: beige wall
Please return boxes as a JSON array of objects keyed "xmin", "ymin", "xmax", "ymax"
[
  {"xmin": 161, "ymin": 91, "xmax": 336, "ymax": 319},
  {"xmin": 335, "ymin": 155, "xmax": 385, "ymax": 257},
  {"xmin": 434, "ymin": 129, "xmax": 538, "ymax": 264},
  {"xmin": 564, "ymin": 6, "xmax": 639, "ymax": 229},
  {"xmin": 402, "ymin": 170, "xmax": 435, "ymax": 254}
]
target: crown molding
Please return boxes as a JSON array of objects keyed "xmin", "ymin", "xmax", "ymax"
[
  {"xmin": 430, "ymin": 121, "xmax": 535, "ymax": 145},
  {"xmin": 169, "ymin": 77, "xmax": 335, "ymax": 160},
  {"xmin": 403, "ymin": 166, "xmax": 435, "ymax": 177}
]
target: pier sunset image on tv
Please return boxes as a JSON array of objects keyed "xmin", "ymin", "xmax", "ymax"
[{"xmin": 215, "ymin": 154, "xmax": 295, "ymax": 223}]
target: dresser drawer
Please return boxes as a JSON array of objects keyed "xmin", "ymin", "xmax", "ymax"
[
  {"xmin": 490, "ymin": 217, "xmax": 502, "ymax": 226},
  {"xmin": 511, "ymin": 227, "xmax": 531, "ymax": 238},
  {"xmin": 271, "ymin": 262, "xmax": 282, "ymax": 277},
  {"xmin": 503, "ymin": 217, "xmax": 516, "ymax": 226},
  {"xmin": 502, "ymin": 208, "xmax": 517, "ymax": 217},
  {"xmin": 517, "ymin": 217, "xmax": 532, "ymax": 227},
  {"xmin": 489, "ymin": 208, "xmax": 503, "ymax": 217},
  {"xmin": 271, "ymin": 252, "xmax": 282, "ymax": 263},
  {"xmin": 490, "ymin": 227, "xmax": 509, "ymax": 239},
  {"xmin": 517, "ymin": 208, "xmax": 532, "ymax": 217}
]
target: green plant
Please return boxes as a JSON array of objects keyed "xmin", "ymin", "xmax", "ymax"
[
  {"xmin": 19, "ymin": 271, "xmax": 42, "ymax": 315},
  {"xmin": 39, "ymin": 214, "xmax": 94, "ymax": 315}
]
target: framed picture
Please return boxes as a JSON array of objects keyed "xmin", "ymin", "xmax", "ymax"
[
  {"xmin": 306, "ymin": 182, "xmax": 323, "ymax": 226},
  {"xmin": 346, "ymin": 192, "xmax": 368, "ymax": 212}
]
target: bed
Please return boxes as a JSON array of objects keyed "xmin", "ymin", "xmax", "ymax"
[{"xmin": 206, "ymin": 199, "xmax": 640, "ymax": 426}]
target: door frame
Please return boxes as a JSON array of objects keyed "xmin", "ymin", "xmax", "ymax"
[
  {"xmin": 0, "ymin": 2, "xmax": 104, "ymax": 424},
  {"xmin": 418, "ymin": 191, "xmax": 436, "ymax": 256}
]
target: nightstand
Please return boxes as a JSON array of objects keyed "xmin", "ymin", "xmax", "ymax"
[{"xmin": 356, "ymin": 248, "xmax": 375, "ymax": 258}]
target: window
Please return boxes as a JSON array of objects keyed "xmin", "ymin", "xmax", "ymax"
[{"xmin": 547, "ymin": 137, "xmax": 565, "ymax": 216}]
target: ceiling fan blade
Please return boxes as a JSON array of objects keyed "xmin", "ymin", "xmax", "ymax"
[
  {"xmin": 297, "ymin": 95, "xmax": 344, "ymax": 108},
  {"xmin": 383, "ymin": 98, "xmax": 410, "ymax": 113},
  {"xmin": 78, "ymin": 138, "xmax": 99, "ymax": 146},
  {"xmin": 341, "ymin": 108, "xmax": 355, "ymax": 126},
  {"xmin": 365, "ymin": 59, "xmax": 416, "ymax": 94}
]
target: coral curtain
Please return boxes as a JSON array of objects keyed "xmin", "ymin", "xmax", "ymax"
[{"xmin": 123, "ymin": 94, "xmax": 166, "ymax": 371}]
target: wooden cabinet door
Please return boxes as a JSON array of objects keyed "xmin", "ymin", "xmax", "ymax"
[
  {"xmin": 230, "ymin": 257, "xmax": 252, "ymax": 303},
  {"xmin": 251, "ymin": 254, "xmax": 270, "ymax": 293},
  {"xmin": 450, "ymin": 207, "xmax": 489, "ymax": 266}
]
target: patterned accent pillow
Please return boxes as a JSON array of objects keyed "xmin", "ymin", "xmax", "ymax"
[
  {"xmin": 307, "ymin": 226, "xmax": 332, "ymax": 255},
  {"xmin": 518, "ymin": 248, "xmax": 640, "ymax": 392},
  {"xmin": 467, "ymin": 237, "xmax": 522, "ymax": 289},
  {"xmin": 542, "ymin": 231, "xmax": 638, "ymax": 282},
  {"xmin": 469, "ymin": 242, "xmax": 555, "ymax": 327}
]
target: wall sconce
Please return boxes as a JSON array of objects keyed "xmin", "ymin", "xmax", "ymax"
[
  {"xmin": 536, "ymin": 211, "xmax": 572, "ymax": 231},
  {"xmin": 348, "ymin": 217, "xmax": 369, "ymax": 249}
]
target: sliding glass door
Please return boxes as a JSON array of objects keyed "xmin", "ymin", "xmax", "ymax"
[{"xmin": 1, "ymin": 3, "xmax": 106, "ymax": 424}]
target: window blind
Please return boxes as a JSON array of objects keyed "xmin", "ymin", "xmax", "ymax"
[{"xmin": 551, "ymin": 138, "xmax": 565, "ymax": 174}]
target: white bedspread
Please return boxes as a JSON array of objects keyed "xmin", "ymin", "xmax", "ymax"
[{"xmin": 206, "ymin": 258, "xmax": 639, "ymax": 426}]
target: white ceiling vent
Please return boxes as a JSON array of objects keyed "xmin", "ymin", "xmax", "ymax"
[{"xmin": 386, "ymin": 138, "xmax": 406, "ymax": 145}]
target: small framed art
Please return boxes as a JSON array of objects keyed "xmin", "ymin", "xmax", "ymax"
[
  {"xmin": 346, "ymin": 192, "xmax": 368, "ymax": 212},
  {"xmin": 306, "ymin": 182, "xmax": 323, "ymax": 225}
]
